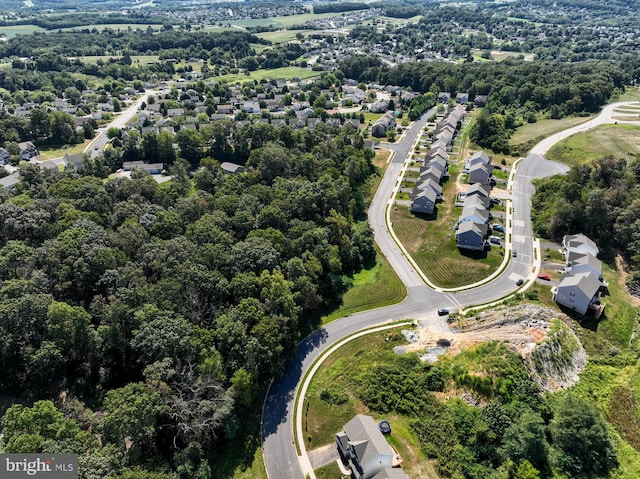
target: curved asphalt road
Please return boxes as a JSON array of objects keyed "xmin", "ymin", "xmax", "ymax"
[{"xmin": 262, "ymin": 101, "xmax": 639, "ymax": 479}]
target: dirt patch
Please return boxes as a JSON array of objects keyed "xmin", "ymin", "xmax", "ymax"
[{"xmin": 406, "ymin": 304, "xmax": 586, "ymax": 392}]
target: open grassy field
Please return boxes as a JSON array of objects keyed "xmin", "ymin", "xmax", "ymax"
[
  {"xmin": 37, "ymin": 141, "xmax": 89, "ymax": 160},
  {"xmin": 321, "ymin": 250, "xmax": 406, "ymax": 324},
  {"xmin": 545, "ymin": 124, "xmax": 640, "ymax": 167},
  {"xmin": 305, "ymin": 328, "xmax": 440, "ymax": 479},
  {"xmin": 216, "ymin": 66, "xmax": 318, "ymax": 84},
  {"xmin": 391, "ymin": 204, "xmax": 503, "ymax": 288},
  {"xmin": 618, "ymin": 87, "xmax": 640, "ymax": 102},
  {"xmin": 0, "ymin": 25, "xmax": 46, "ymax": 37},
  {"xmin": 255, "ymin": 30, "xmax": 307, "ymax": 44},
  {"xmin": 510, "ymin": 115, "xmax": 594, "ymax": 147}
]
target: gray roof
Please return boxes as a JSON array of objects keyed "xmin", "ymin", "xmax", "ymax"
[
  {"xmin": 564, "ymin": 233, "xmax": 599, "ymax": 255},
  {"xmin": 466, "ymin": 182, "xmax": 491, "ymax": 198},
  {"xmin": 343, "ymin": 415, "xmax": 393, "ymax": 467},
  {"xmin": 570, "ymin": 252, "xmax": 601, "ymax": 275},
  {"xmin": 557, "ymin": 271, "xmax": 601, "ymax": 300},
  {"xmin": 456, "ymin": 220, "xmax": 488, "ymax": 238},
  {"xmin": 370, "ymin": 468, "xmax": 411, "ymax": 479},
  {"xmin": 470, "ymin": 150, "xmax": 492, "ymax": 165},
  {"xmin": 415, "ymin": 178, "xmax": 442, "ymax": 195},
  {"xmin": 463, "ymin": 193, "xmax": 490, "ymax": 209},
  {"xmin": 460, "ymin": 204, "xmax": 489, "ymax": 223}
]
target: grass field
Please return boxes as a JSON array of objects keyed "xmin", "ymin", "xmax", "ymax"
[
  {"xmin": 255, "ymin": 30, "xmax": 307, "ymax": 44},
  {"xmin": 0, "ymin": 25, "xmax": 46, "ymax": 37},
  {"xmin": 321, "ymin": 250, "xmax": 406, "ymax": 324},
  {"xmin": 618, "ymin": 87, "xmax": 640, "ymax": 102},
  {"xmin": 216, "ymin": 66, "xmax": 318, "ymax": 84},
  {"xmin": 510, "ymin": 115, "xmax": 594, "ymax": 147},
  {"xmin": 545, "ymin": 124, "xmax": 640, "ymax": 167},
  {"xmin": 37, "ymin": 141, "xmax": 89, "ymax": 160},
  {"xmin": 305, "ymin": 328, "xmax": 439, "ymax": 479}
]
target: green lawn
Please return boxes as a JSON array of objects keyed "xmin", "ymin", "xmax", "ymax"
[
  {"xmin": 255, "ymin": 30, "xmax": 308, "ymax": 44},
  {"xmin": 510, "ymin": 116, "xmax": 594, "ymax": 147},
  {"xmin": 0, "ymin": 25, "xmax": 46, "ymax": 37},
  {"xmin": 37, "ymin": 141, "xmax": 89, "ymax": 160},
  {"xmin": 618, "ymin": 87, "xmax": 640, "ymax": 102},
  {"xmin": 216, "ymin": 66, "xmax": 318, "ymax": 84},
  {"xmin": 391, "ymin": 180, "xmax": 503, "ymax": 289},
  {"xmin": 546, "ymin": 124, "xmax": 640, "ymax": 167},
  {"xmin": 321, "ymin": 250, "xmax": 406, "ymax": 324}
]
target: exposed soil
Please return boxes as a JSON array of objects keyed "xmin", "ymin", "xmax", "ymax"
[{"xmin": 407, "ymin": 304, "xmax": 586, "ymax": 392}]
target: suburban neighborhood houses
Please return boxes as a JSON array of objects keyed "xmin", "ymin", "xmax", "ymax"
[{"xmin": 552, "ymin": 234, "xmax": 607, "ymax": 316}]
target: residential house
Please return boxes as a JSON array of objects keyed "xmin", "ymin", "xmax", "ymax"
[
  {"xmin": 410, "ymin": 187, "xmax": 438, "ymax": 215},
  {"xmin": 438, "ymin": 92, "xmax": 451, "ymax": 103},
  {"xmin": 64, "ymin": 153, "xmax": 85, "ymax": 170},
  {"xmin": 552, "ymin": 272, "xmax": 603, "ymax": 315},
  {"xmin": 217, "ymin": 104, "xmax": 234, "ymax": 115},
  {"xmin": 552, "ymin": 234, "xmax": 606, "ymax": 315},
  {"xmin": 0, "ymin": 172, "xmax": 20, "ymax": 190},
  {"xmin": 371, "ymin": 112, "xmax": 396, "ymax": 138},
  {"xmin": 455, "ymin": 92, "xmax": 469, "ymax": 104},
  {"xmin": 369, "ymin": 101, "xmax": 389, "ymax": 113},
  {"xmin": 415, "ymin": 177, "xmax": 443, "ymax": 198},
  {"xmin": 325, "ymin": 118, "xmax": 342, "ymax": 129},
  {"xmin": 456, "ymin": 221, "xmax": 488, "ymax": 251},
  {"xmin": 123, "ymin": 161, "xmax": 163, "ymax": 174},
  {"xmin": 343, "ymin": 118, "xmax": 361, "ymax": 131},
  {"xmin": 463, "ymin": 193, "xmax": 490, "ymax": 210},
  {"xmin": 167, "ymin": 108, "xmax": 184, "ymax": 117},
  {"xmin": 18, "ymin": 141, "xmax": 38, "ymax": 160},
  {"xmin": 336, "ymin": 414, "xmax": 408, "ymax": 479},
  {"xmin": 0, "ymin": 147, "xmax": 10, "ymax": 165},
  {"xmin": 468, "ymin": 162, "xmax": 492, "ymax": 185},
  {"xmin": 474, "ymin": 95, "xmax": 488, "ymax": 107},
  {"xmin": 241, "ymin": 101, "xmax": 261, "ymax": 114},
  {"xmin": 220, "ymin": 162, "xmax": 245, "ymax": 174},
  {"xmin": 466, "ymin": 182, "xmax": 491, "ymax": 199},
  {"xmin": 459, "ymin": 205, "xmax": 490, "ymax": 225}
]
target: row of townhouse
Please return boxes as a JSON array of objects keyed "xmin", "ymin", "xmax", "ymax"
[
  {"xmin": 552, "ymin": 234, "xmax": 607, "ymax": 316},
  {"xmin": 455, "ymin": 182, "xmax": 493, "ymax": 251},
  {"xmin": 409, "ymin": 142, "xmax": 449, "ymax": 215}
]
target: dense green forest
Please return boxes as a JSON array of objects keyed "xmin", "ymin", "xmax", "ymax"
[{"xmin": 0, "ymin": 123, "xmax": 376, "ymax": 478}]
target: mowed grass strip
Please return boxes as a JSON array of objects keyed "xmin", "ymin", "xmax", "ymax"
[{"xmin": 546, "ymin": 124, "xmax": 640, "ymax": 167}]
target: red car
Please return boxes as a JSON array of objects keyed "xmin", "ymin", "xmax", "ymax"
[{"xmin": 537, "ymin": 274, "xmax": 551, "ymax": 281}]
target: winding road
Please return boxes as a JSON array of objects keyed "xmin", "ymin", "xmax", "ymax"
[{"xmin": 262, "ymin": 101, "xmax": 639, "ymax": 479}]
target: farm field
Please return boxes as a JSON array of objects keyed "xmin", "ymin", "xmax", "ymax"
[
  {"xmin": 546, "ymin": 124, "xmax": 640, "ymax": 167},
  {"xmin": 0, "ymin": 25, "xmax": 47, "ymax": 37}
]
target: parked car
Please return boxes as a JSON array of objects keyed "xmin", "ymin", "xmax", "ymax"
[
  {"xmin": 512, "ymin": 250, "xmax": 518, "ymax": 257},
  {"xmin": 537, "ymin": 274, "xmax": 551, "ymax": 281},
  {"xmin": 490, "ymin": 198, "xmax": 501, "ymax": 206},
  {"xmin": 437, "ymin": 308, "xmax": 450, "ymax": 316},
  {"xmin": 492, "ymin": 223, "xmax": 504, "ymax": 232},
  {"xmin": 516, "ymin": 278, "xmax": 524, "ymax": 286}
]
